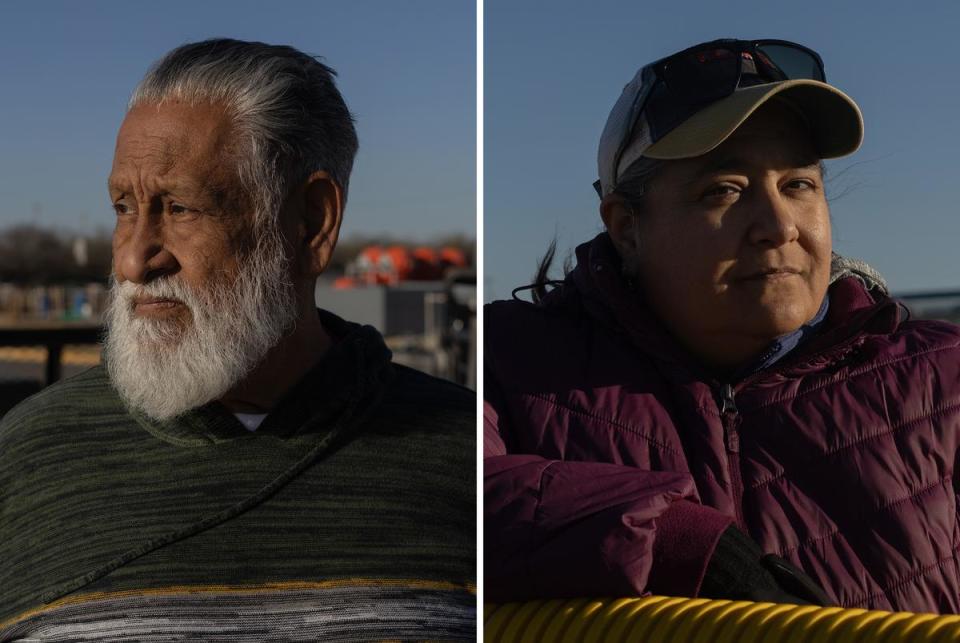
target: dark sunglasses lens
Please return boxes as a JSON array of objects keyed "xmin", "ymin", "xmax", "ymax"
[
  {"xmin": 756, "ymin": 44, "xmax": 824, "ymax": 81},
  {"xmin": 648, "ymin": 48, "xmax": 738, "ymax": 142},
  {"xmin": 663, "ymin": 47, "xmax": 740, "ymax": 103}
]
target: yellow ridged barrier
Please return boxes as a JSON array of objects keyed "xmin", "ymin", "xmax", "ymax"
[{"xmin": 483, "ymin": 597, "xmax": 960, "ymax": 642}]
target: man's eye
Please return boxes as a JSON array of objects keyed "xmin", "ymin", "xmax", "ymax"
[
  {"xmin": 112, "ymin": 202, "xmax": 133, "ymax": 216},
  {"xmin": 170, "ymin": 203, "xmax": 192, "ymax": 214}
]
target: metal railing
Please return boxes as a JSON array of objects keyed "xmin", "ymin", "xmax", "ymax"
[
  {"xmin": 0, "ymin": 324, "xmax": 102, "ymax": 385},
  {"xmin": 485, "ymin": 596, "xmax": 960, "ymax": 642}
]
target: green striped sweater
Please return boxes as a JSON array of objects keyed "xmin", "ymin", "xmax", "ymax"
[{"xmin": 0, "ymin": 313, "xmax": 476, "ymax": 641}]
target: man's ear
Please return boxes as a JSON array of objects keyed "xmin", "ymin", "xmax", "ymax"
[
  {"xmin": 298, "ymin": 170, "xmax": 344, "ymax": 276},
  {"xmin": 599, "ymin": 193, "xmax": 640, "ymax": 256}
]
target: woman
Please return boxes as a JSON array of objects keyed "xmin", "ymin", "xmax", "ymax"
[{"xmin": 484, "ymin": 39, "xmax": 960, "ymax": 613}]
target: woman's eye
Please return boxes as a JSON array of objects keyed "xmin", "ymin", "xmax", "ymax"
[
  {"xmin": 705, "ymin": 184, "xmax": 740, "ymax": 198},
  {"xmin": 784, "ymin": 179, "xmax": 818, "ymax": 193}
]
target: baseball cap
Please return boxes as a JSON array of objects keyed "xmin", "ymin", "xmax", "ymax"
[{"xmin": 596, "ymin": 39, "xmax": 864, "ymax": 197}]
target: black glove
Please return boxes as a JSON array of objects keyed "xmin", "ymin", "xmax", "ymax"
[{"xmin": 699, "ymin": 525, "xmax": 833, "ymax": 606}]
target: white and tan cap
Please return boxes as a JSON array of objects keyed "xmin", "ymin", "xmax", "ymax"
[{"xmin": 597, "ymin": 65, "xmax": 864, "ymax": 197}]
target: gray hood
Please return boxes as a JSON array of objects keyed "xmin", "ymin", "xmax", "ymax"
[{"xmin": 830, "ymin": 253, "xmax": 888, "ymax": 296}]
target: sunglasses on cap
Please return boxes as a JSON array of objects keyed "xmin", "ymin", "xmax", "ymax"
[
  {"xmin": 596, "ymin": 39, "xmax": 827, "ymax": 197},
  {"xmin": 647, "ymin": 39, "xmax": 825, "ymax": 140}
]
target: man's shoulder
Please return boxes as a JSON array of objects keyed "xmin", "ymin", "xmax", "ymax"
[
  {"xmin": 384, "ymin": 364, "xmax": 474, "ymax": 417},
  {"xmin": 0, "ymin": 366, "xmax": 126, "ymax": 480},
  {"xmin": 355, "ymin": 366, "xmax": 474, "ymax": 489},
  {"xmin": 1, "ymin": 365, "xmax": 116, "ymax": 432},
  {"xmin": 364, "ymin": 365, "xmax": 474, "ymax": 445}
]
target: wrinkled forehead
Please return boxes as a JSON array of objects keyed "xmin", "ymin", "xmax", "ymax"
[
  {"xmin": 112, "ymin": 102, "xmax": 235, "ymax": 163},
  {"xmin": 109, "ymin": 101, "xmax": 240, "ymax": 191}
]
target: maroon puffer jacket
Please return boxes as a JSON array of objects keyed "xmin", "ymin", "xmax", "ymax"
[{"xmin": 485, "ymin": 233, "xmax": 960, "ymax": 613}]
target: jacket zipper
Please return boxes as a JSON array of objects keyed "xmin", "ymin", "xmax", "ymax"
[
  {"xmin": 707, "ymin": 308, "xmax": 890, "ymax": 531},
  {"xmin": 719, "ymin": 382, "xmax": 745, "ymax": 529}
]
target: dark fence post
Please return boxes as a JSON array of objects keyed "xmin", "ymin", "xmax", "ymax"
[{"xmin": 45, "ymin": 343, "xmax": 63, "ymax": 385}]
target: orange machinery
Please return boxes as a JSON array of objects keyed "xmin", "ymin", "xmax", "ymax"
[{"xmin": 334, "ymin": 245, "xmax": 468, "ymax": 289}]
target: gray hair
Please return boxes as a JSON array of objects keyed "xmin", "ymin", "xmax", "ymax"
[
  {"xmin": 130, "ymin": 38, "xmax": 359, "ymax": 230},
  {"xmin": 610, "ymin": 156, "xmax": 664, "ymax": 277},
  {"xmin": 612, "ymin": 156, "xmax": 665, "ymax": 213}
]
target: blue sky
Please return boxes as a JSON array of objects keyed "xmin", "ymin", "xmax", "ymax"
[
  {"xmin": 0, "ymin": 0, "xmax": 475, "ymax": 241},
  {"xmin": 485, "ymin": 0, "xmax": 960, "ymax": 300},
  {"xmin": 4, "ymin": 1, "xmax": 959, "ymax": 298}
]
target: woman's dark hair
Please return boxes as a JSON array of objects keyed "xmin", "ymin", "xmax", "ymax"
[
  {"xmin": 518, "ymin": 237, "xmax": 572, "ymax": 303},
  {"xmin": 521, "ymin": 157, "xmax": 664, "ymax": 303}
]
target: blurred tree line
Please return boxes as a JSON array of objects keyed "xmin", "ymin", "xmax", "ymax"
[
  {"xmin": 0, "ymin": 225, "xmax": 112, "ymax": 284},
  {"xmin": 0, "ymin": 223, "xmax": 475, "ymax": 284}
]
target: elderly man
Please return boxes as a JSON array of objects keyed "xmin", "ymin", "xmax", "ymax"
[
  {"xmin": 485, "ymin": 38, "xmax": 960, "ymax": 613},
  {"xmin": 0, "ymin": 39, "xmax": 474, "ymax": 640}
]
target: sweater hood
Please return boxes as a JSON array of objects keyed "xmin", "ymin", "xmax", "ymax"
[{"xmin": 128, "ymin": 309, "xmax": 394, "ymax": 446}]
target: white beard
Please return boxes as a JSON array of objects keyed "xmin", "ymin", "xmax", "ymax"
[{"xmin": 103, "ymin": 231, "xmax": 298, "ymax": 421}]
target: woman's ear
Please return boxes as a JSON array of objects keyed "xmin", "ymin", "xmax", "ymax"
[{"xmin": 600, "ymin": 193, "xmax": 640, "ymax": 256}]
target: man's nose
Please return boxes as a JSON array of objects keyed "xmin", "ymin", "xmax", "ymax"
[
  {"xmin": 747, "ymin": 185, "xmax": 799, "ymax": 248},
  {"xmin": 114, "ymin": 214, "xmax": 178, "ymax": 284}
]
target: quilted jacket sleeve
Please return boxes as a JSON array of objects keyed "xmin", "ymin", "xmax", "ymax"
[{"xmin": 484, "ymin": 396, "xmax": 733, "ymax": 602}]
